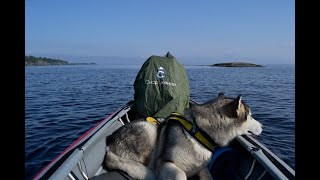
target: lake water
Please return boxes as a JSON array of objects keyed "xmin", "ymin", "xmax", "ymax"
[{"xmin": 25, "ymin": 64, "xmax": 295, "ymax": 179}]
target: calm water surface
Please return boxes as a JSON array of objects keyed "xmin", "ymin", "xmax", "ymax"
[{"xmin": 25, "ymin": 64, "xmax": 295, "ymax": 179}]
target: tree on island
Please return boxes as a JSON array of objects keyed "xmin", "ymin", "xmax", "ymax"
[
  {"xmin": 25, "ymin": 56, "xmax": 97, "ymax": 66},
  {"xmin": 25, "ymin": 56, "xmax": 69, "ymax": 66}
]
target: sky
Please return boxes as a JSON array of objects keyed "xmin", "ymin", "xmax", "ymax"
[{"xmin": 25, "ymin": 0, "xmax": 295, "ymax": 65}]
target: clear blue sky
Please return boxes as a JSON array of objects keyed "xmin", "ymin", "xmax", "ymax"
[{"xmin": 25, "ymin": 0, "xmax": 295, "ymax": 65}]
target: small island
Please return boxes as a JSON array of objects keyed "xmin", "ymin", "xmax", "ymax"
[
  {"xmin": 25, "ymin": 56, "xmax": 96, "ymax": 66},
  {"xmin": 211, "ymin": 62, "xmax": 262, "ymax": 67}
]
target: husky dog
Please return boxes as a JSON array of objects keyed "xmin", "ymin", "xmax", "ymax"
[{"xmin": 104, "ymin": 93, "xmax": 263, "ymax": 180}]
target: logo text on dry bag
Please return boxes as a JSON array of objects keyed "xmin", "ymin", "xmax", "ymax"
[
  {"xmin": 144, "ymin": 66, "xmax": 176, "ymax": 86},
  {"xmin": 145, "ymin": 80, "xmax": 176, "ymax": 86},
  {"xmin": 156, "ymin": 67, "xmax": 165, "ymax": 79}
]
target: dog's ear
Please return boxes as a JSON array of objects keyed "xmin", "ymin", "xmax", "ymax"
[
  {"xmin": 234, "ymin": 94, "xmax": 242, "ymax": 110},
  {"xmin": 218, "ymin": 91, "xmax": 224, "ymax": 97},
  {"xmin": 232, "ymin": 94, "xmax": 242, "ymax": 117},
  {"xmin": 233, "ymin": 94, "xmax": 249, "ymax": 121},
  {"xmin": 224, "ymin": 94, "xmax": 248, "ymax": 120}
]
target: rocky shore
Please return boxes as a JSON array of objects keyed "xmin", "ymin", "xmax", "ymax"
[{"xmin": 211, "ymin": 62, "xmax": 262, "ymax": 67}]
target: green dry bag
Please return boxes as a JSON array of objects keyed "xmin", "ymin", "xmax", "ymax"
[{"xmin": 134, "ymin": 52, "xmax": 190, "ymax": 118}]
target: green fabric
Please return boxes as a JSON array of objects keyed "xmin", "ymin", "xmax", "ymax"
[{"xmin": 134, "ymin": 52, "xmax": 190, "ymax": 118}]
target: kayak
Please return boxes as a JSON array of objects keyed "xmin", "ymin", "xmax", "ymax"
[{"xmin": 32, "ymin": 99, "xmax": 295, "ymax": 180}]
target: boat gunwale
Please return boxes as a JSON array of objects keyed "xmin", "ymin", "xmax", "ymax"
[
  {"xmin": 237, "ymin": 134, "xmax": 295, "ymax": 179},
  {"xmin": 32, "ymin": 103, "xmax": 132, "ymax": 180}
]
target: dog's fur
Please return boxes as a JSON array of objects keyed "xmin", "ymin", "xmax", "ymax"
[{"xmin": 104, "ymin": 93, "xmax": 263, "ymax": 180}]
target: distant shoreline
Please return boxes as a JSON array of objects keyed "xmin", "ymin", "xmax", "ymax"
[
  {"xmin": 25, "ymin": 63, "xmax": 97, "ymax": 67},
  {"xmin": 185, "ymin": 62, "xmax": 263, "ymax": 67},
  {"xmin": 211, "ymin": 62, "xmax": 262, "ymax": 67},
  {"xmin": 25, "ymin": 56, "xmax": 96, "ymax": 66}
]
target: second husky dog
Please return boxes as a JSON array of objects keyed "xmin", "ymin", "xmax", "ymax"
[{"xmin": 104, "ymin": 92, "xmax": 263, "ymax": 180}]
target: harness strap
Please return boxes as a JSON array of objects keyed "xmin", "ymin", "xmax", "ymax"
[
  {"xmin": 167, "ymin": 112, "xmax": 217, "ymax": 151},
  {"xmin": 145, "ymin": 112, "xmax": 218, "ymax": 151},
  {"xmin": 194, "ymin": 132, "xmax": 214, "ymax": 151},
  {"xmin": 146, "ymin": 117, "xmax": 160, "ymax": 124}
]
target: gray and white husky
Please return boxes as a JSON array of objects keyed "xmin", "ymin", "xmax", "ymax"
[{"xmin": 104, "ymin": 92, "xmax": 263, "ymax": 180}]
